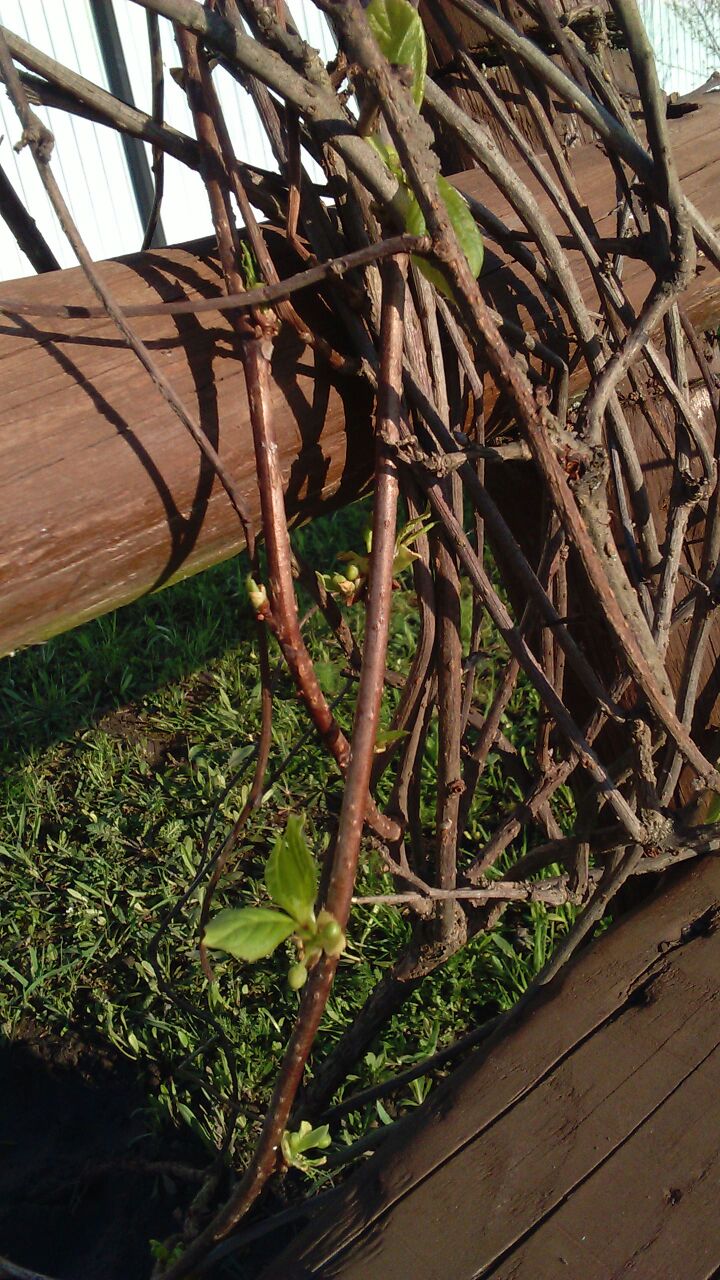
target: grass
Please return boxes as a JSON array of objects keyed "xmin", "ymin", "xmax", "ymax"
[{"xmin": 0, "ymin": 497, "xmax": 577, "ymax": 1173}]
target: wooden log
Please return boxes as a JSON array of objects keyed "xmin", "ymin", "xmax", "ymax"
[
  {"xmin": 0, "ymin": 232, "xmax": 375, "ymax": 654},
  {"xmin": 2, "ymin": 96, "xmax": 720, "ymax": 659}
]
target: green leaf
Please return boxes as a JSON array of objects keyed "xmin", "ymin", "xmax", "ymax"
[
  {"xmin": 438, "ymin": 176, "xmax": 484, "ymax": 278},
  {"xmin": 374, "ymin": 727, "xmax": 409, "ymax": 751},
  {"xmin": 397, "ymin": 184, "xmax": 426, "ymax": 239},
  {"xmin": 176, "ymin": 1101, "xmax": 213, "ymax": 1148},
  {"xmin": 370, "ymin": 140, "xmax": 484, "ymax": 295},
  {"xmin": 239, "ymin": 240, "xmax": 260, "ymax": 288},
  {"xmin": 204, "ymin": 906, "xmax": 295, "ymax": 961},
  {"xmin": 282, "ymin": 1121, "xmax": 332, "ymax": 1167},
  {"xmin": 493, "ymin": 933, "xmax": 519, "ymax": 962},
  {"xmin": 412, "ymin": 181, "xmax": 484, "ymax": 296},
  {"xmin": 265, "ymin": 816, "xmax": 318, "ymax": 927},
  {"xmin": 392, "ymin": 545, "xmax": 420, "ymax": 575},
  {"xmin": 367, "ymin": 0, "xmax": 427, "ymax": 107},
  {"xmin": 376, "ymin": 1099, "xmax": 394, "ymax": 1126},
  {"xmin": 396, "ymin": 513, "xmax": 435, "ymax": 549},
  {"xmin": 294, "ymin": 1122, "xmax": 332, "ymax": 1154}
]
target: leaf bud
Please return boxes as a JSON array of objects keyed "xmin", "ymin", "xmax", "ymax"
[
  {"xmin": 288, "ymin": 961, "xmax": 308, "ymax": 990},
  {"xmin": 245, "ymin": 575, "xmax": 268, "ymax": 613},
  {"xmin": 317, "ymin": 910, "xmax": 346, "ymax": 957}
]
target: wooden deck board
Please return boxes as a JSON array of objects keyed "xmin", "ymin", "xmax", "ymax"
[
  {"xmin": 329, "ymin": 924, "xmax": 720, "ymax": 1279},
  {"xmin": 260, "ymin": 857, "xmax": 720, "ymax": 1279},
  {"xmin": 490, "ymin": 1043, "xmax": 720, "ymax": 1279}
]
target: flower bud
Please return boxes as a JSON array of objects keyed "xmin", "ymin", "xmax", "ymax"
[
  {"xmin": 317, "ymin": 911, "xmax": 346, "ymax": 957},
  {"xmin": 245, "ymin": 575, "xmax": 268, "ymax": 613},
  {"xmin": 288, "ymin": 962, "xmax": 308, "ymax": 990}
]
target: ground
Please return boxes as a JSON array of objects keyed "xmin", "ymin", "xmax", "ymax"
[
  {"xmin": 0, "ymin": 1022, "xmax": 200, "ymax": 1278},
  {"xmin": 0, "ymin": 500, "xmax": 576, "ymax": 1274}
]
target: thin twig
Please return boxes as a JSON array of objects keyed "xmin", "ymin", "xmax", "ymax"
[
  {"xmin": 160, "ymin": 256, "xmax": 409, "ymax": 1278},
  {"xmin": 0, "ymin": 233, "xmax": 427, "ymax": 320},
  {"xmin": 141, "ymin": 10, "xmax": 165, "ymax": 251}
]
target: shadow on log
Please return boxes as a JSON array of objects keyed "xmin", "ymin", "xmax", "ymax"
[
  {"xmin": 2, "ymin": 97, "xmax": 720, "ymax": 749},
  {"xmin": 0, "ymin": 232, "xmax": 374, "ymax": 653}
]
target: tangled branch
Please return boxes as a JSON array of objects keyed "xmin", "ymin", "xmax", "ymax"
[{"xmin": 2, "ymin": 0, "xmax": 720, "ymax": 1274}]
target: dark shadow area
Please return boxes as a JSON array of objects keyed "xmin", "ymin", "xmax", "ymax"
[
  {"xmin": 125, "ymin": 248, "xmax": 229, "ymax": 590},
  {"xmin": 0, "ymin": 1027, "xmax": 344, "ymax": 1280},
  {"xmin": 0, "ymin": 1025, "xmax": 203, "ymax": 1280},
  {"xmin": 479, "ymin": 244, "xmax": 570, "ymax": 368},
  {"xmin": 0, "ymin": 552, "xmax": 251, "ymax": 763}
]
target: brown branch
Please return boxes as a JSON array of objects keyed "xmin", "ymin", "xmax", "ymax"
[
  {"xmin": 0, "ymin": 158, "xmax": 59, "ymax": 272},
  {"xmin": 128, "ymin": 0, "xmax": 400, "ymax": 209},
  {"xmin": 0, "ymin": 24, "xmax": 199, "ymax": 169},
  {"xmin": 444, "ymin": 0, "xmax": 720, "ymax": 262},
  {"xmin": 141, "ymin": 10, "xmax": 166, "ymax": 251},
  {"xmin": 0, "ymin": 232, "xmax": 427, "ymax": 320},
  {"xmin": 351, "ymin": 875, "xmax": 596, "ymax": 909},
  {"xmin": 160, "ymin": 256, "xmax": 409, "ymax": 1279},
  {"xmin": 432, "ymin": 518, "xmax": 465, "ymax": 939}
]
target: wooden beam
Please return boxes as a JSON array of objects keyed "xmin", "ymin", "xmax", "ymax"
[
  {"xmin": 258, "ymin": 854, "xmax": 720, "ymax": 1280},
  {"xmin": 2, "ymin": 97, "xmax": 720, "ymax": 658}
]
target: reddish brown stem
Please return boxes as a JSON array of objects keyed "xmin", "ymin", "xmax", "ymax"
[
  {"xmin": 243, "ymin": 337, "xmax": 351, "ymax": 766},
  {"xmin": 325, "ymin": 256, "xmax": 407, "ymax": 919},
  {"xmin": 160, "ymin": 256, "xmax": 408, "ymax": 1278},
  {"xmin": 432, "ymin": 525, "xmax": 463, "ymax": 921}
]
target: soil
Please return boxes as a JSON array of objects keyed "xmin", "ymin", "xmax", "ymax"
[
  {"xmin": 0, "ymin": 1021, "xmax": 202, "ymax": 1279},
  {"xmin": 97, "ymin": 706, "xmax": 189, "ymax": 772}
]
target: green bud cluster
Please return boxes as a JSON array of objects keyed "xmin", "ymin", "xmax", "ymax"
[{"xmin": 202, "ymin": 818, "xmax": 347, "ymax": 994}]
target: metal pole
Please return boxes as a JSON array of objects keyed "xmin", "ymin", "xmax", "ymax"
[{"xmin": 89, "ymin": 0, "xmax": 166, "ymax": 247}]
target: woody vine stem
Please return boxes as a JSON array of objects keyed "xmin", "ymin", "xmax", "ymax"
[{"xmin": 3, "ymin": 0, "xmax": 720, "ymax": 1275}]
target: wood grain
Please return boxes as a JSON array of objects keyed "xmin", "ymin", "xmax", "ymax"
[
  {"xmin": 260, "ymin": 857, "xmax": 720, "ymax": 1280},
  {"xmin": 2, "ymin": 99, "xmax": 720, "ymax": 657},
  {"xmin": 0, "ymin": 233, "xmax": 374, "ymax": 654},
  {"xmin": 489, "ymin": 1044, "xmax": 720, "ymax": 1278}
]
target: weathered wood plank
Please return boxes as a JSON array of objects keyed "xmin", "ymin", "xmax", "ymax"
[
  {"xmin": 490, "ymin": 1042, "xmax": 720, "ymax": 1279},
  {"xmin": 2, "ymin": 97, "xmax": 720, "ymax": 657},
  {"xmin": 260, "ymin": 856, "xmax": 720, "ymax": 1279},
  {"xmin": 304, "ymin": 910, "xmax": 720, "ymax": 1278}
]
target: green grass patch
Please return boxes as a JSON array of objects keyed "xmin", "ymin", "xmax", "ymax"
[{"xmin": 0, "ymin": 499, "xmax": 577, "ymax": 1171}]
